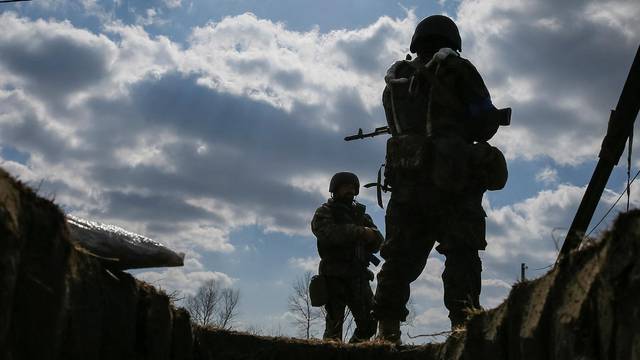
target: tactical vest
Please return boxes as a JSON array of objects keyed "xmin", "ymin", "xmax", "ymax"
[
  {"xmin": 383, "ymin": 58, "xmax": 432, "ymax": 188},
  {"xmin": 317, "ymin": 202, "xmax": 364, "ymax": 264},
  {"xmin": 382, "ymin": 49, "xmax": 508, "ymax": 193}
]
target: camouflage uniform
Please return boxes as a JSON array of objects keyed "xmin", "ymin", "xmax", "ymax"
[
  {"xmin": 373, "ymin": 48, "xmax": 506, "ymax": 328},
  {"xmin": 311, "ymin": 198, "xmax": 384, "ymax": 342}
]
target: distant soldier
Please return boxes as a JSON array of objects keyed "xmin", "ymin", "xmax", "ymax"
[
  {"xmin": 311, "ymin": 172, "xmax": 384, "ymax": 342},
  {"xmin": 373, "ymin": 15, "xmax": 508, "ymax": 342}
]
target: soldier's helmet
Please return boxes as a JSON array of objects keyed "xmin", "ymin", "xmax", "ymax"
[
  {"xmin": 410, "ymin": 15, "xmax": 462, "ymax": 53},
  {"xmin": 329, "ymin": 172, "xmax": 360, "ymax": 195}
]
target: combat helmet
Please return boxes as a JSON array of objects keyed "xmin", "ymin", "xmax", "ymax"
[
  {"xmin": 329, "ymin": 172, "xmax": 360, "ymax": 195},
  {"xmin": 410, "ymin": 15, "xmax": 461, "ymax": 53}
]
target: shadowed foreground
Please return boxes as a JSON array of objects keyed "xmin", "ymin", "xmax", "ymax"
[{"xmin": 1, "ymin": 167, "xmax": 638, "ymax": 359}]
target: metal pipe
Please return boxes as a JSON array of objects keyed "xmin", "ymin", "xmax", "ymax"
[{"xmin": 560, "ymin": 45, "xmax": 640, "ymax": 258}]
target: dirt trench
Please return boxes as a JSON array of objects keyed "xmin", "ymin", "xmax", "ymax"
[{"xmin": 1, "ymin": 167, "xmax": 638, "ymax": 360}]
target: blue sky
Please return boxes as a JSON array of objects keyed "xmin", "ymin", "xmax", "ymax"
[{"xmin": 1, "ymin": 0, "xmax": 639, "ymax": 342}]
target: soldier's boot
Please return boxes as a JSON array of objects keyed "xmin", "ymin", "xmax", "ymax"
[
  {"xmin": 377, "ymin": 319, "xmax": 401, "ymax": 345},
  {"xmin": 449, "ymin": 312, "xmax": 467, "ymax": 331},
  {"xmin": 348, "ymin": 319, "xmax": 377, "ymax": 344},
  {"xmin": 323, "ymin": 318, "xmax": 343, "ymax": 341},
  {"xmin": 449, "ymin": 303, "xmax": 483, "ymax": 330}
]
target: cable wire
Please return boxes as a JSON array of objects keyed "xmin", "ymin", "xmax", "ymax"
[
  {"xmin": 532, "ymin": 264, "xmax": 554, "ymax": 272},
  {"xmin": 627, "ymin": 130, "xmax": 634, "ymax": 211},
  {"xmin": 585, "ymin": 168, "xmax": 640, "ymax": 238}
]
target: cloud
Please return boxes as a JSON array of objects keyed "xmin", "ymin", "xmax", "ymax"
[
  {"xmin": 163, "ymin": 0, "xmax": 182, "ymax": 9},
  {"xmin": 484, "ymin": 184, "xmax": 584, "ymax": 266},
  {"xmin": 483, "ymin": 178, "xmax": 640, "ymax": 279},
  {"xmin": 182, "ymin": 11, "xmax": 416, "ymax": 113},
  {"xmin": 0, "ymin": 14, "xmax": 116, "ymax": 104},
  {"xmin": 100, "ymin": 190, "xmax": 222, "ymax": 222},
  {"xmin": 288, "ymin": 256, "xmax": 320, "ymax": 272},
  {"xmin": 133, "ymin": 256, "xmax": 235, "ymax": 296},
  {"xmin": 0, "ymin": 11, "xmax": 415, "ymax": 245},
  {"xmin": 412, "ymin": 257, "xmax": 445, "ymax": 301},
  {"xmin": 414, "ymin": 307, "xmax": 449, "ymax": 328},
  {"xmin": 535, "ymin": 166, "xmax": 558, "ymax": 185},
  {"xmin": 455, "ymin": 0, "xmax": 640, "ymax": 165},
  {"xmin": 13, "ymin": 3, "xmax": 633, "ymax": 251},
  {"xmin": 4, "ymin": 1, "xmax": 639, "ymax": 342}
]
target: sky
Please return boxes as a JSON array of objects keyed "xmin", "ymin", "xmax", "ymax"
[{"xmin": 1, "ymin": 0, "xmax": 639, "ymax": 343}]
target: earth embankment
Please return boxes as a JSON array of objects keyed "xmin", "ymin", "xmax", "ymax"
[{"xmin": 1, "ymin": 167, "xmax": 638, "ymax": 359}]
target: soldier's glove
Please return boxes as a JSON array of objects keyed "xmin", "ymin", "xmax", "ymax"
[{"xmin": 362, "ymin": 227, "xmax": 383, "ymax": 252}]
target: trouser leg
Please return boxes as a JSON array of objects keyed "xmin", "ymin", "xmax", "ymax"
[
  {"xmin": 441, "ymin": 250, "xmax": 482, "ymax": 327},
  {"xmin": 346, "ymin": 273, "xmax": 376, "ymax": 343},
  {"xmin": 373, "ymin": 199, "xmax": 435, "ymax": 321},
  {"xmin": 323, "ymin": 277, "xmax": 346, "ymax": 340},
  {"xmin": 324, "ymin": 302, "xmax": 345, "ymax": 340}
]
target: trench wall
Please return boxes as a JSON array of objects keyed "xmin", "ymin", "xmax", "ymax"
[{"xmin": 1, "ymin": 167, "xmax": 638, "ymax": 360}]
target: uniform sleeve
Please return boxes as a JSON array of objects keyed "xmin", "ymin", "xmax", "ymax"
[
  {"xmin": 454, "ymin": 58, "xmax": 491, "ymax": 109},
  {"xmin": 453, "ymin": 58, "xmax": 500, "ymax": 141},
  {"xmin": 311, "ymin": 205, "xmax": 366, "ymax": 247},
  {"xmin": 362, "ymin": 213, "xmax": 384, "ymax": 252}
]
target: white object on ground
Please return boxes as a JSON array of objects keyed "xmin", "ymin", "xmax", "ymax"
[{"xmin": 67, "ymin": 215, "xmax": 185, "ymax": 270}]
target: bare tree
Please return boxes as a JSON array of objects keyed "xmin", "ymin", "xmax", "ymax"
[
  {"xmin": 288, "ymin": 272, "xmax": 323, "ymax": 339},
  {"xmin": 186, "ymin": 279, "xmax": 241, "ymax": 330},
  {"xmin": 217, "ymin": 288, "xmax": 240, "ymax": 329},
  {"xmin": 165, "ymin": 289, "xmax": 185, "ymax": 304},
  {"xmin": 244, "ymin": 324, "xmax": 263, "ymax": 336}
]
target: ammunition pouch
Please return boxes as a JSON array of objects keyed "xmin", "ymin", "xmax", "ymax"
[
  {"xmin": 431, "ymin": 137, "xmax": 473, "ymax": 192},
  {"xmin": 385, "ymin": 134, "xmax": 431, "ymax": 186},
  {"xmin": 470, "ymin": 142, "xmax": 508, "ymax": 191},
  {"xmin": 309, "ymin": 274, "xmax": 328, "ymax": 307}
]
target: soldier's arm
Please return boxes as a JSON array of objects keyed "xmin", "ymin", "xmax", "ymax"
[
  {"xmin": 454, "ymin": 58, "xmax": 500, "ymax": 141},
  {"xmin": 362, "ymin": 214, "xmax": 384, "ymax": 252},
  {"xmin": 311, "ymin": 205, "xmax": 366, "ymax": 247}
]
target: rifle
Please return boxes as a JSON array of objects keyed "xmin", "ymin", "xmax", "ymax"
[
  {"xmin": 344, "ymin": 126, "xmax": 390, "ymax": 141},
  {"xmin": 490, "ymin": 107, "xmax": 512, "ymax": 126},
  {"xmin": 344, "ymin": 107, "xmax": 510, "ymax": 143},
  {"xmin": 352, "ymin": 203, "xmax": 382, "ymax": 267},
  {"xmin": 355, "ymin": 242, "xmax": 381, "ymax": 267}
]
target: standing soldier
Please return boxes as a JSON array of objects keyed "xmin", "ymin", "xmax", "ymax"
[
  {"xmin": 373, "ymin": 15, "xmax": 508, "ymax": 343},
  {"xmin": 311, "ymin": 172, "xmax": 384, "ymax": 343}
]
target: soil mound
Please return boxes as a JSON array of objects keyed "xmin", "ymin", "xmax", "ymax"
[{"xmin": 1, "ymin": 167, "xmax": 638, "ymax": 359}]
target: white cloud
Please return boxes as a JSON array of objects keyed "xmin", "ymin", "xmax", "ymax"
[
  {"xmin": 163, "ymin": 0, "xmax": 182, "ymax": 9},
  {"xmin": 133, "ymin": 257, "xmax": 235, "ymax": 296},
  {"xmin": 584, "ymin": 1, "xmax": 640, "ymax": 42},
  {"xmin": 485, "ymin": 184, "xmax": 584, "ymax": 264},
  {"xmin": 3, "ymin": 1, "xmax": 639, "ymax": 344},
  {"xmin": 482, "ymin": 278, "xmax": 512, "ymax": 290},
  {"xmin": 414, "ymin": 307, "xmax": 449, "ymax": 328},
  {"xmin": 456, "ymin": 0, "xmax": 640, "ymax": 165},
  {"xmin": 288, "ymin": 256, "xmax": 320, "ymax": 272},
  {"xmin": 535, "ymin": 166, "xmax": 558, "ymax": 185},
  {"xmin": 412, "ymin": 257, "xmax": 445, "ymax": 300},
  {"xmin": 5, "ymin": 4, "xmax": 635, "ymax": 249},
  {"xmin": 182, "ymin": 11, "xmax": 416, "ymax": 115},
  {"xmin": 0, "ymin": 11, "xmax": 414, "ymax": 242}
]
